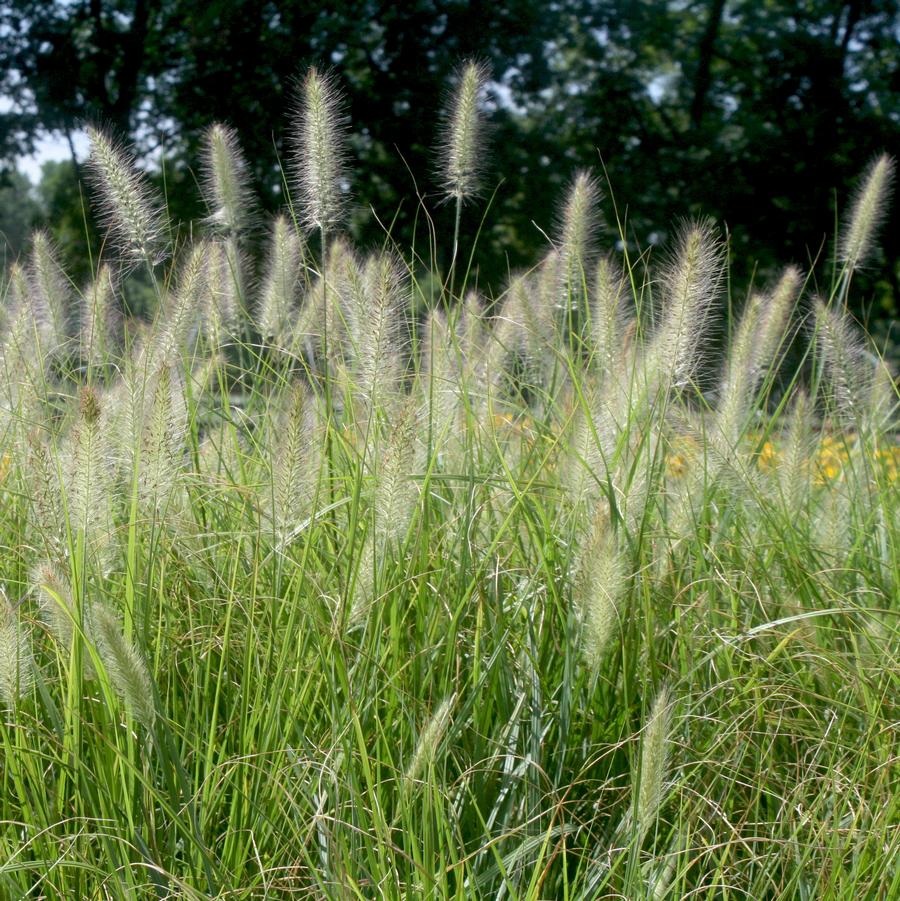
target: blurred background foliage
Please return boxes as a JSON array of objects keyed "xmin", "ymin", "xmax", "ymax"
[{"xmin": 0, "ymin": 0, "xmax": 898, "ymax": 345}]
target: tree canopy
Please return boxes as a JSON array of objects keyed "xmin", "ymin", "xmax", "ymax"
[{"xmin": 1, "ymin": 0, "xmax": 899, "ymax": 330}]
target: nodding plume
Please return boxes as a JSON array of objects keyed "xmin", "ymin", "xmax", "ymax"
[
  {"xmin": 87, "ymin": 602, "xmax": 156, "ymax": 728},
  {"xmin": 32, "ymin": 561, "xmax": 75, "ymax": 650},
  {"xmin": 439, "ymin": 60, "xmax": 490, "ymax": 203},
  {"xmin": 201, "ymin": 123, "xmax": 256, "ymax": 235},
  {"xmin": 290, "ymin": 66, "xmax": 349, "ymax": 233},
  {"xmin": 85, "ymin": 126, "xmax": 168, "ymax": 267},
  {"xmin": 838, "ymin": 154, "xmax": 895, "ymax": 272}
]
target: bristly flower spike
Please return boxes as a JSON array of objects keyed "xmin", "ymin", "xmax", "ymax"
[
  {"xmin": 0, "ymin": 587, "xmax": 33, "ymax": 706},
  {"xmin": 202, "ymin": 123, "xmax": 256, "ymax": 235},
  {"xmin": 838, "ymin": 154, "xmax": 895, "ymax": 273},
  {"xmin": 85, "ymin": 126, "xmax": 169, "ymax": 268},
  {"xmin": 637, "ymin": 686, "xmax": 673, "ymax": 847},
  {"xmin": 439, "ymin": 60, "xmax": 490, "ymax": 204},
  {"xmin": 439, "ymin": 59, "xmax": 491, "ymax": 294},
  {"xmin": 290, "ymin": 66, "xmax": 349, "ymax": 234},
  {"xmin": 257, "ymin": 214, "xmax": 305, "ymax": 343}
]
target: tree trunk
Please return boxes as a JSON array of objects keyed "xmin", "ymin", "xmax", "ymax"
[{"xmin": 690, "ymin": 0, "xmax": 727, "ymax": 130}]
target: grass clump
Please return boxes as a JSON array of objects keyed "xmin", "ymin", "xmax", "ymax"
[{"xmin": 0, "ymin": 62, "xmax": 897, "ymax": 900}]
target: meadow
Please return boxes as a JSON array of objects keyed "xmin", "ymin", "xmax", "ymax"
[{"xmin": 0, "ymin": 63, "xmax": 897, "ymax": 899}]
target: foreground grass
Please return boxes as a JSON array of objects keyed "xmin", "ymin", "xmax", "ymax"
[{"xmin": 0, "ymin": 70, "xmax": 897, "ymax": 900}]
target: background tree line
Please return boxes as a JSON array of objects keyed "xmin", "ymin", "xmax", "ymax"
[{"xmin": 1, "ymin": 0, "xmax": 898, "ymax": 347}]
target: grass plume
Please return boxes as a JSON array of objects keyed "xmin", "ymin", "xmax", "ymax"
[
  {"xmin": 291, "ymin": 66, "xmax": 348, "ymax": 233},
  {"xmin": 838, "ymin": 153, "xmax": 895, "ymax": 272},
  {"xmin": 439, "ymin": 60, "xmax": 490, "ymax": 204},
  {"xmin": 86, "ymin": 126, "xmax": 169, "ymax": 268}
]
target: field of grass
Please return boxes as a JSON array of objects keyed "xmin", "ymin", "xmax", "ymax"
[{"xmin": 0, "ymin": 66, "xmax": 897, "ymax": 899}]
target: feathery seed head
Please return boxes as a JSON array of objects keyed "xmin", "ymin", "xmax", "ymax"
[
  {"xmin": 67, "ymin": 386, "xmax": 115, "ymax": 556},
  {"xmin": 637, "ymin": 686, "xmax": 672, "ymax": 847},
  {"xmin": 778, "ymin": 389, "xmax": 814, "ymax": 514},
  {"xmin": 202, "ymin": 123, "xmax": 255, "ymax": 235},
  {"xmin": 86, "ymin": 126, "xmax": 169, "ymax": 267},
  {"xmin": 141, "ymin": 241, "xmax": 207, "ymax": 372},
  {"xmin": 402, "ymin": 694, "xmax": 456, "ymax": 794},
  {"xmin": 519, "ymin": 261, "xmax": 557, "ymax": 360},
  {"xmin": 269, "ymin": 381, "xmax": 321, "ymax": 539},
  {"xmin": 3, "ymin": 261, "xmax": 51, "ymax": 357},
  {"xmin": 0, "ymin": 587, "xmax": 33, "ymax": 705},
  {"xmin": 839, "ymin": 154, "xmax": 895, "ymax": 270},
  {"xmin": 439, "ymin": 60, "xmax": 490, "ymax": 203},
  {"xmin": 716, "ymin": 264, "xmax": 800, "ymax": 450},
  {"xmin": 354, "ymin": 252, "xmax": 408, "ymax": 412},
  {"xmin": 257, "ymin": 214, "xmax": 305, "ymax": 342},
  {"xmin": 591, "ymin": 254, "xmax": 628, "ymax": 375},
  {"xmin": 575, "ymin": 506, "xmax": 627, "ymax": 668},
  {"xmin": 291, "ymin": 66, "xmax": 349, "ymax": 233},
  {"xmin": 749, "ymin": 265, "xmax": 800, "ymax": 384},
  {"xmin": 314, "ymin": 235, "xmax": 356, "ymax": 363},
  {"xmin": 866, "ymin": 358, "xmax": 897, "ymax": 434},
  {"xmin": 461, "ymin": 289, "xmax": 487, "ymax": 356},
  {"xmin": 558, "ymin": 169, "xmax": 601, "ymax": 308},
  {"xmin": 138, "ymin": 364, "xmax": 188, "ymax": 519},
  {"xmin": 814, "ymin": 298, "xmax": 871, "ymax": 428},
  {"xmin": 79, "ymin": 265, "xmax": 120, "ymax": 367},
  {"xmin": 4, "ymin": 262, "xmax": 30, "ymax": 316},
  {"xmin": 715, "ymin": 292, "xmax": 764, "ymax": 449},
  {"xmin": 423, "ymin": 308, "xmax": 463, "ymax": 448},
  {"xmin": 79, "ymin": 385, "xmax": 101, "ymax": 425},
  {"xmin": 201, "ymin": 238, "xmax": 244, "ymax": 338},
  {"xmin": 87, "ymin": 602, "xmax": 156, "ymax": 728},
  {"xmin": 375, "ymin": 396, "xmax": 421, "ymax": 540},
  {"xmin": 28, "ymin": 230, "xmax": 70, "ymax": 348},
  {"xmin": 25, "ymin": 434, "xmax": 68, "ymax": 565},
  {"xmin": 650, "ymin": 218, "xmax": 724, "ymax": 390},
  {"xmin": 32, "ymin": 561, "xmax": 75, "ymax": 648}
]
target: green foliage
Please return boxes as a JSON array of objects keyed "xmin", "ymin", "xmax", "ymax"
[
  {"xmin": 2, "ymin": 0, "xmax": 898, "ymax": 332},
  {"xmin": 0, "ymin": 168, "xmax": 40, "ymax": 263}
]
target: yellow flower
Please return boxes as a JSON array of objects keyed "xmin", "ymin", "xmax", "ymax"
[
  {"xmin": 813, "ymin": 445, "xmax": 844, "ymax": 483},
  {"xmin": 667, "ymin": 453, "xmax": 688, "ymax": 477},
  {"xmin": 757, "ymin": 441, "xmax": 779, "ymax": 472}
]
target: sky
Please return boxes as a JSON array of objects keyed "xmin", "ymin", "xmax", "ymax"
[{"xmin": 18, "ymin": 130, "xmax": 89, "ymax": 182}]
